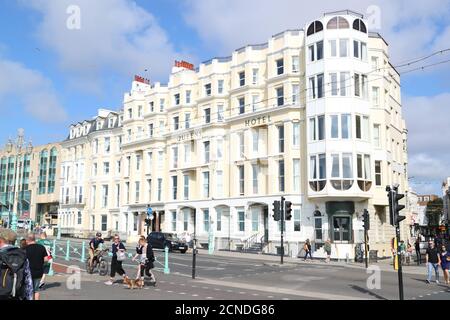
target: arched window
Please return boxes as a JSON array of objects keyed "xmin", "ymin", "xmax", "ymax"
[
  {"xmin": 327, "ymin": 16, "xmax": 349, "ymax": 29},
  {"xmin": 307, "ymin": 20, "xmax": 324, "ymax": 36},
  {"xmin": 353, "ymin": 19, "xmax": 367, "ymax": 33}
]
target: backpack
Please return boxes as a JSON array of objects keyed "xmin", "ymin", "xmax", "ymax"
[{"xmin": 0, "ymin": 247, "xmax": 27, "ymax": 300}]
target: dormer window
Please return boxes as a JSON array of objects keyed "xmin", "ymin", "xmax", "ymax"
[
  {"xmin": 108, "ymin": 118, "xmax": 115, "ymax": 128},
  {"xmin": 96, "ymin": 121, "xmax": 102, "ymax": 130},
  {"xmin": 327, "ymin": 16, "xmax": 350, "ymax": 29},
  {"xmin": 307, "ymin": 20, "xmax": 323, "ymax": 36},
  {"xmin": 353, "ymin": 19, "xmax": 367, "ymax": 33}
]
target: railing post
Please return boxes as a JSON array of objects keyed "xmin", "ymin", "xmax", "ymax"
[
  {"xmin": 65, "ymin": 240, "xmax": 70, "ymax": 261},
  {"xmin": 52, "ymin": 239, "xmax": 57, "ymax": 260},
  {"xmin": 164, "ymin": 246, "xmax": 170, "ymax": 274},
  {"xmin": 81, "ymin": 241, "xmax": 86, "ymax": 263}
]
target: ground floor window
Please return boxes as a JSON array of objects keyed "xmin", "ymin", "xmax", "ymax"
[
  {"xmin": 101, "ymin": 215, "xmax": 107, "ymax": 231},
  {"xmin": 237, "ymin": 210, "xmax": 245, "ymax": 232},
  {"xmin": 216, "ymin": 208, "xmax": 222, "ymax": 231},
  {"xmin": 251, "ymin": 209, "xmax": 259, "ymax": 232},
  {"xmin": 133, "ymin": 213, "xmax": 138, "ymax": 231},
  {"xmin": 91, "ymin": 215, "xmax": 95, "ymax": 231},
  {"xmin": 294, "ymin": 209, "xmax": 301, "ymax": 232},
  {"xmin": 183, "ymin": 210, "xmax": 189, "ymax": 231},
  {"xmin": 333, "ymin": 216, "xmax": 351, "ymax": 242},
  {"xmin": 203, "ymin": 209, "xmax": 210, "ymax": 232},
  {"xmin": 171, "ymin": 211, "xmax": 177, "ymax": 231},
  {"xmin": 77, "ymin": 211, "xmax": 82, "ymax": 225}
]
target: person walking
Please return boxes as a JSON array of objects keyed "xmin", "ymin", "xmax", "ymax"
[
  {"xmin": 143, "ymin": 239, "xmax": 157, "ymax": 285},
  {"xmin": 25, "ymin": 233, "xmax": 49, "ymax": 300},
  {"xmin": 425, "ymin": 240, "xmax": 441, "ymax": 284},
  {"xmin": 324, "ymin": 239, "xmax": 332, "ymax": 263},
  {"xmin": 0, "ymin": 229, "xmax": 33, "ymax": 300},
  {"xmin": 105, "ymin": 235, "xmax": 128, "ymax": 286},
  {"xmin": 36, "ymin": 232, "xmax": 52, "ymax": 289},
  {"xmin": 415, "ymin": 237, "xmax": 421, "ymax": 265},
  {"xmin": 406, "ymin": 242, "xmax": 413, "ymax": 265},
  {"xmin": 132, "ymin": 236, "xmax": 147, "ymax": 280},
  {"xmin": 439, "ymin": 244, "xmax": 450, "ymax": 285},
  {"xmin": 303, "ymin": 239, "xmax": 313, "ymax": 261}
]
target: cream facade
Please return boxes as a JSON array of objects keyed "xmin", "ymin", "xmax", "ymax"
[
  {"xmin": 59, "ymin": 109, "xmax": 124, "ymax": 238},
  {"xmin": 60, "ymin": 10, "xmax": 409, "ymax": 257}
]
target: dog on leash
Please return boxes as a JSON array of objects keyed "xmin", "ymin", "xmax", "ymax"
[{"xmin": 124, "ymin": 277, "xmax": 145, "ymax": 289}]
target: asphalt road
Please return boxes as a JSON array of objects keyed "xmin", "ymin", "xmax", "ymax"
[{"xmin": 42, "ymin": 241, "xmax": 450, "ymax": 300}]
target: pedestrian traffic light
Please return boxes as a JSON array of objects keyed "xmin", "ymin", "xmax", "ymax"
[
  {"xmin": 285, "ymin": 201, "xmax": 293, "ymax": 221},
  {"xmin": 272, "ymin": 200, "xmax": 281, "ymax": 221},
  {"xmin": 363, "ymin": 209, "xmax": 370, "ymax": 230},
  {"xmin": 145, "ymin": 218, "xmax": 151, "ymax": 226}
]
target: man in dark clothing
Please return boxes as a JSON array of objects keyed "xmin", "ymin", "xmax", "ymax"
[
  {"xmin": 415, "ymin": 238, "xmax": 421, "ymax": 265},
  {"xmin": 425, "ymin": 241, "xmax": 441, "ymax": 284},
  {"xmin": 25, "ymin": 233, "xmax": 48, "ymax": 300}
]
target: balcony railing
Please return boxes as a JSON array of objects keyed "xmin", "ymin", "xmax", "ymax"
[{"xmin": 60, "ymin": 197, "xmax": 86, "ymax": 206}]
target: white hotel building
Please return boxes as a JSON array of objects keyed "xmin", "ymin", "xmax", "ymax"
[{"xmin": 60, "ymin": 10, "xmax": 409, "ymax": 259}]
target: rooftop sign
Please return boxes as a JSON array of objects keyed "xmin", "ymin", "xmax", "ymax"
[
  {"xmin": 175, "ymin": 60, "xmax": 195, "ymax": 70},
  {"xmin": 134, "ymin": 75, "xmax": 150, "ymax": 84}
]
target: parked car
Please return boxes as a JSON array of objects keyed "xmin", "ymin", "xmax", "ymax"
[
  {"xmin": 17, "ymin": 219, "xmax": 33, "ymax": 230},
  {"xmin": 147, "ymin": 232, "xmax": 188, "ymax": 253}
]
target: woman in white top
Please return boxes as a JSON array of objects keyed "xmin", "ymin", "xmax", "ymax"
[{"xmin": 132, "ymin": 236, "xmax": 147, "ymax": 280}]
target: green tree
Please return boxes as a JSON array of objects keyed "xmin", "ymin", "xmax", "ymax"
[{"xmin": 426, "ymin": 198, "xmax": 443, "ymax": 227}]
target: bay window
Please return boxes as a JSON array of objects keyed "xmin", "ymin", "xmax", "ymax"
[
  {"xmin": 357, "ymin": 154, "xmax": 372, "ymax": 191},
  {"xmin": 330, "ymin": 153, "xmax": 354, "ymax": 190},
  {"xmin": 309, "ymin": 154, "xmax": 326, "ymax": 191}
]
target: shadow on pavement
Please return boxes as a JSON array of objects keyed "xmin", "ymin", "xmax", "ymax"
[{"xmin": 348, "ymin": 285, "xmax": 388, "ymax": 300}]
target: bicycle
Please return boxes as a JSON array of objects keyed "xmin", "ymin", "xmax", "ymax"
[{"xmin": 86, "ymin": 249, "xmax": 109, "ymax": 276}]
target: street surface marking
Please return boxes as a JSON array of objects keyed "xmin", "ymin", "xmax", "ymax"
[{"xmin": 198, "ymin": 278, "xmax": 367, "ymax": 300}]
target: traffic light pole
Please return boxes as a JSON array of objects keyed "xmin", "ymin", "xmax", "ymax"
[
  {"xmin": 364, "ymin": 227, "xmax": 368, "ymax": 269},
  {"xmin": 280, "ymin": 196, "xmax": 285, "ymax": 265},
  {"xmin": 387, "ymin": 186, "xmax": 405, "ymax": 300},
  {"xmin": 192, "ymin": 209, "xmax": 197, "ymax": 279},
  {"xmin": 396, "ymin": 223, "xmax": 404, "ymax": 300}
]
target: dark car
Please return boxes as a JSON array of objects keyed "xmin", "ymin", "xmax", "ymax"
[{"xmin": 147, "ymin": 232, "xmax": 188, "ymax": 253}]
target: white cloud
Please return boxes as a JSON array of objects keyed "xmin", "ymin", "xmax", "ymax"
[
  {"xmin": 20, "ymin": 0, "xmax": 191, "ymax": 92},
  {"xmin": 182, "ymin": 0, "xmax": 450, "ymax": 63},
  {"xmin": 404, "ymin": 94, "xmax": 450, "ymax": 184},
  {"xmin": 0, "ymin": 57, "xmax": 67, "ymax": 123}
]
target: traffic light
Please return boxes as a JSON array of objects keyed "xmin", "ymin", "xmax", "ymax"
[
  {"xmin": 394, "ymin": 187, "xmax": 406, "ymax": 224},
  {"xmin": 387, "ymin": 185, "xmax": 406, "ymax": 226},
  {"xmin": 285, "ymin": 201, "xmax": 293, "ymax": 221},
  {"xmin": 145, "ymin": 218, "xmax": 151, "ymax": 226},
  {"xmin": 363, "ymin": 209, "xmax": 370, "ymax": 230},
  {"xmin": 272, "ymin": 200, "xmax": 281, "ymax": 221}
]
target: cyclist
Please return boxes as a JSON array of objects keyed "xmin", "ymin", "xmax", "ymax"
[{"xmin": 88, "ymin": 232, "xmax": 104, "ymax": 269}]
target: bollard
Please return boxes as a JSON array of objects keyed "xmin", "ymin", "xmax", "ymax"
[
  {"xmin": 52, "ymin": 239, "xmax": 57, "ymax": 260},
  {"xmin": 346, "ymin": 253, "xmax": 349, "ymax": 264},
  {"xmin": 65, "ymin": 240, "xmax": 70, "ymax": 261},
  {"xmin": 48, "ymin": 260, "xmax": 54, "ymax": 276},
  {"xmin": 164, "ymin": 246, "xmax": 170, "ymax": 274},
  {"xmin": 81, "ymin": 241, "xmax": 86, "ymax": 263}
]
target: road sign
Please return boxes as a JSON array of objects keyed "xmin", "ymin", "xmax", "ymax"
[{"xmin": 147, "ymin": 207, "xmax": 153, "ymax": 216}]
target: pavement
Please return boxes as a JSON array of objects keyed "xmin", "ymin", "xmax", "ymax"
[{"xmin": 39, "ymin": 238, "xmax": 450, "ymax": 300}]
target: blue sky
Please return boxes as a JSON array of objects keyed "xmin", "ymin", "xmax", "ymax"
[{"xmin": 0, "ymin": 0, "xmax": 449, "ymax": 195}]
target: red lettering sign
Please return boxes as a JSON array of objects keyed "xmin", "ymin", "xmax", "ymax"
[
  {"xmin": 134, "ymin": 75, "xmax": 150, "ymax": 84},
  {"xmin": 174, "ymin": 60, "xmax": 194, "ymax": 70}
]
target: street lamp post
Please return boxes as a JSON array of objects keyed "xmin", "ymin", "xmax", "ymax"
[{"xmin": 5, "ymin": 129, "xmax": 33, "ymax": 231}]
